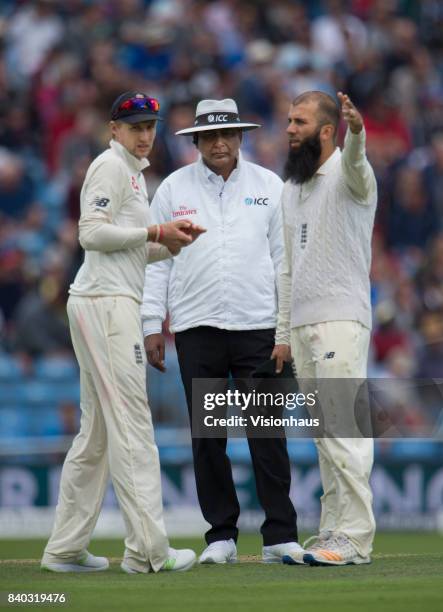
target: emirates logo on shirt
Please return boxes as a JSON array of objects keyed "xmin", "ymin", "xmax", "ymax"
[
  {"xmin": 172, "ymin": 205, "xmax": 197, "ymax": 218},
  {"xmin": 131, "ymin": 176, "xmax": 140, "ymax": 192}
]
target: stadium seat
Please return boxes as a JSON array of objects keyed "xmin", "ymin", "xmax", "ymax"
[
  {"xmin": 19, "ymin": 380, "xmax": 78, "ymax": 406},
  {"xmin": 0, "ymin": 354, "xmax": 25, "ymax": 382},
  {"xmin": 227, "ymin": 439, "xmax": 251, "ymax": 461},
  {"xmin": 22, "ymin": 382, "xmax": 57, "ymax": 407},
  {"xmin": 389, "ymin": 440, "xmax": 441, "ymax": 460},
  {"xmin": 34, "ymin": 356, "xmax": 79, "ymax": 382},
  {"xmin": 29, "ymin": 406, "xmax": 63, "ymax": 437},
  {"xmin": 0, "ymin": 407, "xmax": 32, "ymax": 438},
  {"xmin": 287, "ymin": 439, "xmax": 318, "ymax": 461},
  {"xmin": 0, "ymin": 383, "xmax": 26, "ymax": 405}
]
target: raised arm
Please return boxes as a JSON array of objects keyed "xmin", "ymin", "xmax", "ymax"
[{"xmin": 338, "ymin": 92, "xmax": 377, "ymax": 204}]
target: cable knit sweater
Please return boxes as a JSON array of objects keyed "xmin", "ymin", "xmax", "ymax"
[{"xmin": 275, "ymin": 128, "xmax": 377, "ymax": 345}]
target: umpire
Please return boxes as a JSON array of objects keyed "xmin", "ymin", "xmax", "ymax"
[{"xmin": 142, "ymin": 99, "xmax": 304, "ymax": 564}]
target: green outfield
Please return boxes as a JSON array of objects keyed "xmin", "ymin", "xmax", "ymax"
[{"xmin": 0, "ymin": 533, "xmax": 442, "ymax": 612}]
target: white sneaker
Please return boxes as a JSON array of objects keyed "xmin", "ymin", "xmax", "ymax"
[
  {"xmin": 161, "ymin": 548, "xmax": 196, "ymax": 571},
  {"xmin": 262, "ymin": 541, "xmax": 306, "ymax": 565},
  {"xmin": 121, "ymin": 562, "xmax": 147, "ymax": 574},
  {"xmin": 302, "ymin": 530, "xmax": 333, "ymax": 552},
  {"xmin": 121, "ymin": 548, "xmax": 196, "ymax": 574},
  {"xmin": 303, "ymin": 533, "xmax": 371, "ymax": 566},
  {"xmin": 198, "ymin": 539, "xmax": 237, "ymax": 564},
  {"xmin": 41, "ymin": 551, "xmax": 109, "ymax": 573}
]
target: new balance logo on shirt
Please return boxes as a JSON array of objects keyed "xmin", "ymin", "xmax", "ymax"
[{"xmin": 91, "ymin": 196, "xmax": 110, "ymax": 209}]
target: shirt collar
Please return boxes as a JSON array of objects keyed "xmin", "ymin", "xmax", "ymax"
[
  {"xmin": 110, "ymin": 139, "xmax": 150, "ymax": 172},
  {"xmin": 315, "ymin": 147, "xmax": 340, "ymax": 176},
  {"xmin": 198, "ymin": 150, "xmax": 243, "ymax": 183}
]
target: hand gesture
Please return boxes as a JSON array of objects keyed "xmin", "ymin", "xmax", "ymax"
[
  {"xmin": 145, "ymin": 333, "xmax": 166, "ymax": 372},
  {"xmin": 337, "ymin": 91, "xmax": 363, "ymax": 134},
  {"xmin": 270, "ymin": 344, "xmax": 292, "ymax": 374},
  {"xmin": 148, "ymin": 220, "xmax": 206, "ymax": 255},
  {"xmin": 181, "ymin": 222, "xmax": 207, "ymax": 243}
]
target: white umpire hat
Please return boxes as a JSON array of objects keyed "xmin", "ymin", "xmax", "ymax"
[{"xmin": 175, "ymin": 98, "xmax": 261, "ymax": 135}]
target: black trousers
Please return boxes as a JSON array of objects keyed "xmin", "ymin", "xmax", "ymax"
[{"xmin": 175, "ymin": 326, "xmax": 298, "ymax": 546}]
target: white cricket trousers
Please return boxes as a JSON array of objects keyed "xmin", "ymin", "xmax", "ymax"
[
  {"xmin": 290, "ymin": 320, "xmax": 375, "ymax": 557},
  {"xmin": 43, "ymin": 295, "xmax": 168, "ymax": 572}
]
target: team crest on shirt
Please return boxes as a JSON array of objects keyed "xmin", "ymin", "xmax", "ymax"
[
  {"xmin": 134, "ymin": 344, "xmax": 144, "ymax": 364},
  {"xmin": 172, "ymin": 205, "xmax": 197, "ymax": 218},
  {"xmin": 131, "ymin": 176, "xmax": 140, "ymax": 192},
  {"xmin": 300, "ymin": 223, "xmax": 308, "ymax": 249}
]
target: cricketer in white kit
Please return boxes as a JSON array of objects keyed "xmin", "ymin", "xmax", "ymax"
[
  {"xmin": 272, "ymin": 91, "xmax": 377, "ymax": 566},
  {"xmin": 41, "ymin": 92, "xmax": 204, "ymax": 575}
]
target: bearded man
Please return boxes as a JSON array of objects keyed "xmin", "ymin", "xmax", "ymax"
[{"xmin": 272, "ymin": 91, "xmax": 378, "ymax": 566}]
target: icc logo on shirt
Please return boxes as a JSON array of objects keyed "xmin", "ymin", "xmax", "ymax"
[{"xmin": 245, "ymin": 197, "xmax": 269, "ymax": 206}]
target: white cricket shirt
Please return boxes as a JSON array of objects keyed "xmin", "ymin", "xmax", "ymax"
[{"xmin": 70, "ymin": 140, "xmax": 171, "ymax": 303}]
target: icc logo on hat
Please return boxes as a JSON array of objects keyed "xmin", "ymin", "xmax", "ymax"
[{"xmin": 175, "ymin": 98, "xmax": 261, "ymax": 135}]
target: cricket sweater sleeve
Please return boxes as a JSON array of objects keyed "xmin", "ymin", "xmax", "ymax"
[
  {"xmin": 341, "ymin": 127, "xmax": 377, "ymax": 204},
  {"xmin": 275, "ymin": 185, "xmax": 293, "ymax": 346},
  {"xmin": 141, "ymin": 181, "xmax": 173, "ymax": 337},
  {"xmin": 79, "ymin": 158, "xmax": 148, "ymax": 252},
  {"xmin": 146, "ymin": 243, "xmax": 173, "ymax": 263}
]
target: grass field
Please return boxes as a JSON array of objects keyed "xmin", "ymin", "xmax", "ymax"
[{"xmin": 1, "ymin": 533, "xmax": 442, "ymax": 612}]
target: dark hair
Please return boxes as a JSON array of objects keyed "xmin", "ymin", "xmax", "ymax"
[{"xmin": 291, "ymin": 91, "xmax": 340, "ymax": 138}]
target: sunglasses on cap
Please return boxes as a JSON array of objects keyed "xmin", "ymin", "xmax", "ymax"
[{"xmin": 112, "ymin": 96, "xmax": 160, "ymax": 119}]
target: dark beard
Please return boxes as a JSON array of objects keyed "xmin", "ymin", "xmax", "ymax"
[{"xmin": 284, "ymin": 130, "xmax": 322, "ymax": 184}]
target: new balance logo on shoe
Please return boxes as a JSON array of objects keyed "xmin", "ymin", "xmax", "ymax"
[
  {"xmin": 302, "ymin": 534, "xmax": 371, "ymax": 566},
  {"xmin": 323, "ymin": 352, "xmax": 335, "ymax": 359}
]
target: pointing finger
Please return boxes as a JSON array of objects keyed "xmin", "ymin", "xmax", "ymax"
[{"xmin": 338, "ymin": 91, "xmax": 353, "ymax": 107}]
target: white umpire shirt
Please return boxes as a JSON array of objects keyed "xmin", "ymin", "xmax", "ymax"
[
  {"xmin": 141, "ymin": 152, "xmax": 284, "ymax": 335},
  {"xmin": 70, "ymin": 139, "xmax": 171, "ymax": 302}
]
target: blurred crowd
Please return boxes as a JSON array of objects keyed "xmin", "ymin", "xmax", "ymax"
[{"xmin": 0, "ymin": 0, "xmax": 443, "ymax": 431}]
